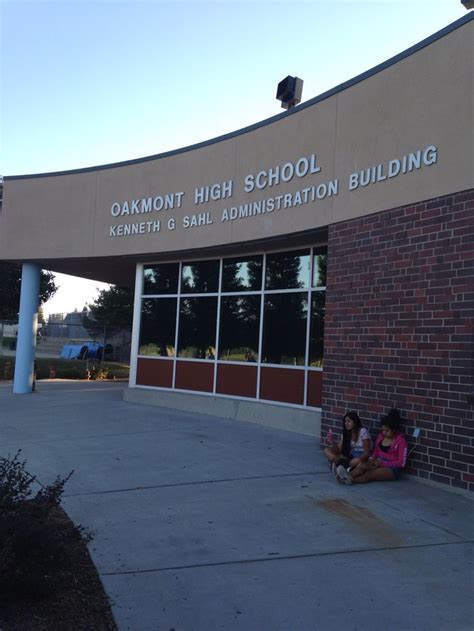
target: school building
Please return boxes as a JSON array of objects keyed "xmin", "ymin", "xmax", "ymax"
[{"xmin": 1, "ymin": 14, "xmax": 472, "ymax": 491}]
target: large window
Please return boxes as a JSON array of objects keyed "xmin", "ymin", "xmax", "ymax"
[
  {"xmin": 139, "ymin": 298, "xmax": 177, "ymax": 356},
  {"xmin": 182, "ymin": 260, "xmax": 219, "ymax": 293},
  {"xmin": 222, "ymin": 256, "xmax": 263, "ymax": 292},
  {"xmin": 265, "ymin": 249, "xmax": 310, "ymax": 290},
  {"xmin": 309, "ymin": 292, "xmax": 325, "ymax": 367},
  {"xmin": 143, "ymin": 263, "xmax": 179, "ymax": 295},
  {"xmin": 312, "ymin": 248, "xmax": 327, "ymax": 288},
  {"xmin": 178, "ymin": 297, "xmax": 218, "ymax": 359},
  {"xmin": 262, "ymin": 293, "xmax": 308, "ymax": 366},
  {"xmin": 219, "ymin": 295, "xmax": 260, "ymax": 361},
  {"xmin": 138, "ymin": 246, "xmax": 327, "ymax": 404}
]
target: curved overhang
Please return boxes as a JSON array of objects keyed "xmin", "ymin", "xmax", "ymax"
[{"xmin": 1, "ymin": 14, "xmax": 472, "ymax": 285}]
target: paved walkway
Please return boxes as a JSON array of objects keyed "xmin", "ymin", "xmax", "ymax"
[{"xmin": 0, "ymin": 380, "xmax": 472, "ymax": 630}]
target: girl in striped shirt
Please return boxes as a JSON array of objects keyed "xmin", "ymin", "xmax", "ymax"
[{"xmin": 325, "ymin": 411, "xmax": 372, "ymax": 472}]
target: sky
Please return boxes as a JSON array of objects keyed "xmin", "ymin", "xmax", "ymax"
[{"xmin": 0, "ymin": 0, "xmax": 469, "ymax": 318}]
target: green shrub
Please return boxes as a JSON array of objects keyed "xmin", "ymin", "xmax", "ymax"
[
  {"xmin": 0, "ymin": 450, "xmax": 36, "ymax": 508},
  {"xmin": 3, "ymin": 359, "xmax": 13, "ymax": 380},
  {"xmin": 0, "ymin": 451, "xmax": 91, "ymax": 601},
  {"xmin": 0, "ymin": 356, "xmax": 129, "ymax": 381}
]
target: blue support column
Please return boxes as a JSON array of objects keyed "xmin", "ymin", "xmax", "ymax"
[{"xmin": 13, "ymin": 263, "xmax": 41, "ymax": 394}]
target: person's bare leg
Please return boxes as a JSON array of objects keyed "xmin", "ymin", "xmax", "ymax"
[
  {"xmin": 350, "ymin": 462, "xmax": 369, "ymax": 480},
  {"xmin": 352, "ymin": 467, "xmax": 396, "ymax": 484},
  {"xmin": 324, "ymin": 447, "xmax": 341, "ymax": 464}
]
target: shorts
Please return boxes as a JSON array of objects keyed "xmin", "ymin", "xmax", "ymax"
[{"xmin": 389, "ymin": 467, "xmax": 402, "ymax": 479}]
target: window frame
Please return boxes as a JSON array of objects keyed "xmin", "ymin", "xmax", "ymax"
[{"xmin": 135, "ymin": 244, "xmax": 327, "ymax": 409}]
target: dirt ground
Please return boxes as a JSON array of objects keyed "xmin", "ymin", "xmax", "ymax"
[{"xmin": 0, "ymin": 505, "xmax": 117, "ymax": 631}]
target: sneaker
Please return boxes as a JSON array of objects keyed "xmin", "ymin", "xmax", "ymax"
[
  {"xmin": 342, "ymin": 473, "xmax": 353, "ymax": 485},
  {"xmin": 336, "ymin": 465, "xmax": 353, "ymax": 485}
]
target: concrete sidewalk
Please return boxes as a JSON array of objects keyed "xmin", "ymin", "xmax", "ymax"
[{"xmin": 0, "ymin": 380, "xmax": 472, "ymax": 631}]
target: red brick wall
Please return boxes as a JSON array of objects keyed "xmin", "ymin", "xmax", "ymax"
[{"xmin": 321, "ymin": 190, "xmax": 474, "ymax": 491}]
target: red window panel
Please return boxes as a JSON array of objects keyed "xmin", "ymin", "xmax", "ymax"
[
  {"xmin": 175, "ymin": 361, "xmax": 214, "ymax": 393},
  {"xmin": 307, "ymin": 370, "xmax": 323, "ymax": 408},
  {"xmin": 259, "ymin": 367, "xmax": 304, "ymax": 405},
  {"xmin": 136, "ymin": 358, "xmax": 173, "ymax": 388},
  {"xmin": 217, "ymin": 364, "xmax": 258, "ymax": 399}
]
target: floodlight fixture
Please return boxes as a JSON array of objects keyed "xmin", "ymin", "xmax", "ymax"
[{"xmin": 276, "ymin": 76, "xmax": 303, "ymax": 110}]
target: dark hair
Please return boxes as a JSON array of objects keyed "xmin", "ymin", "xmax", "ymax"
[
  {"xmin": 341, "ymin": 411, "xmax": 362, "ymax": 459},
  {"xmin": 380, "ymin": 408, "xmax": 402, "ymax": 432}
]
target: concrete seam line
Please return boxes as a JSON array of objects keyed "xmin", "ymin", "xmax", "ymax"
[
  {"xmin": 0, "ymin": 427, "xmax": 188, "ymax": 449},
  {"xmin": 100, "ymin": 540, "xmax": 473, "ymax": 577},
  {"xmin": 417, "ymin": 517, "xmax": 471, "ymax": 542},
  {"xmin": 63, "ymin": 471, "xmax": 324, "ymax": 497},
  {"xmin": 372, "ymin": 497, "xmax": 472, "ymax": 541}
]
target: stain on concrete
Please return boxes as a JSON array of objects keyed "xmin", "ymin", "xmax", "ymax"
[{"xmin": 315, "ymin": 498, "xmax": 404, "ymax": 547}]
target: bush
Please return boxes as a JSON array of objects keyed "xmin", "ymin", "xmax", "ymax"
[
  {"xmin": 0, "ymin": 356, "xmax": 130, "ymax": 381},
  {"xmin": 3, "ymin": 359, "xmax": 13, "ymax": 380},
  {"xmin": 0, "ymin": 451, "xmax": 91, "ymax": 601},
  {"xmin": 0, "ymin": 450, "xmax": 37, "ymax": 508}
]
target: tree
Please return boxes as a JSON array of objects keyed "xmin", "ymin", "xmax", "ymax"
[
  {"xmin": 82, "ymin": 285, "xmax": 134, "ymax": 336},
  {"xmin": 37, "ymin": 306, "xmax": 45, "ymax": 325},
  {"xmin": 0, "ymin": 263, "xmax": 57, "ymax": 321}
]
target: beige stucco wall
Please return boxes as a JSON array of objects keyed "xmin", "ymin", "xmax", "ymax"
[{"xmin": 1, "ymin": 18, "xmax": 472, "ymax": 277}]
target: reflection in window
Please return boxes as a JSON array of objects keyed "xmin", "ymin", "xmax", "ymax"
[
  {"xmin": 139, "ymin": 298, "xmax": 177, "ymax": 356},
  {"xmin": 222, "ymin": 256, "xmax": 263, "ymax": 292},
  {"xmin": 310, "ymin": 292, "xmax": 325, "ymax": 367},
  {"xmin": 312, "ymin": 249, "xmax": 327, "ymax": 288},
  {"xmin": 139, "ymin": 246, "xmax": 327, "ymax": 383},
  {"xmin": 177, "ymin": 297, "xmax": 218, "ymax": 359},
  {"xmin": 143, "ymin": 264, "xmax": 179, "ymax": 295},
  {"xmin": 181, "ymin": 260, "xmax": 219, "ymax": 293},
  {"xmin": 262, "ymin": 293, "xmax": 308, "ymax": 365},
  {"xmin": 265, "ymin": 249, "xmax": 310, "ymax": 290},
  {"xmin": 219, "ymin": 296, "xmax": 260, "ymax": 361}
]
